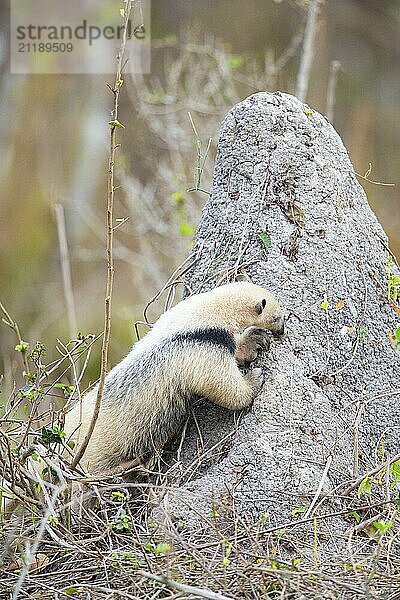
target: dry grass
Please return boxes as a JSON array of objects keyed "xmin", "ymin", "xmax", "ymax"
[
  {"xmin": 1, "ymin": 295, "xmax": 400, "ymax": 600},
  {"xmin": 1, "ymin": 10, "xmax": 400, "ymax": 599}
]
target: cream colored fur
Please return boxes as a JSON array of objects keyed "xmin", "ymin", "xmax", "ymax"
[{"xmin": 64, "ymin": 282, "xmax": 283, "ymax": 474}]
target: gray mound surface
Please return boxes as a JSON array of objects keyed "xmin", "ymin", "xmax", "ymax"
[{"xmin": 163, "ymin": 92, "xmax": 400, "ymax": 532}]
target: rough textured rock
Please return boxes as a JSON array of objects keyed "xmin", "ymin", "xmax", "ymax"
[{"xmin": 164, "ymin": 92, "xmax": 400, "ymax": 534}]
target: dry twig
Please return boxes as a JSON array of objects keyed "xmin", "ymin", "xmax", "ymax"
[
  {"xmin": 71, "ymin": 2, "xmax": 134, "ymax": 469},
  {"xmin": 296, "ymin": 0, "xmax": 323, "ymax": 102},
  {"xmin": 54, "ymin": 203, "xmax": 78, "ymax": 341},
  {"xmin": 0, "ymin": 301, "xmax": 29, "ymax": 373}
]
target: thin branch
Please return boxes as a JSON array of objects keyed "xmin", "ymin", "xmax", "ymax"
[
  {"xmin": 326, "ymin": 60, "xmax": 341, "ymax": 123},
  {"xmin": 296, "ymin": 0, "xmax": 323, "ymax": 102},
  {"xmin": 303, "ymin": 454, "xmax": 333, "ymax": 519},
  {"xmin": 137, "ymin": 570, "xmax": 232, "ymax": 600},
  {"xmin": 354, "ymin": 166, "xmax": 395, "ymax": 187},
  {"xmin": 54, "ymin": 203, "xmax": 78, "ymax": 340},
  {"xmin": 340, "ymin": 452, "xmax": 400, "ymax": 497},
  {"xmin": 71, "ymin": 2, "xmax": 133, "ymax": 470},
  {"xmin": 12, "ymin": 483, "xmax": 64, "ymax": 600},
  {"xmin": 0, "ymin": 301, "xmax": 29, "ymax": 373}
]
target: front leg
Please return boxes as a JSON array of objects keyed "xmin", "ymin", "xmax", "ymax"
[
  {"xmin": 184, "ymin": 350, "xmax": 263, "ymax": 410},
  {"xmin": 235, "ymin": 327, "xmax": 271, "ymax": 366}
]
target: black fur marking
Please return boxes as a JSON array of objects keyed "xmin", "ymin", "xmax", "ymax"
[{"xmin": 170, "ymin": 328, "xmax": 236, "ymax": 355}]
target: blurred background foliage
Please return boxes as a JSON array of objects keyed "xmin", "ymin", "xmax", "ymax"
[{"xmin": 0, "ymin": 0, "xmax": 399, "ymax": 390}]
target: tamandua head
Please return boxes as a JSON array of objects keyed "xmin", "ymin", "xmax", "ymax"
[
  {"xmin": 207, "ymin": 281, "xmax": 285, "ymax": 336},
  {"xmin": 237, "ymin": 282, "xmax": 284, "ymax": 336},
  {"xmin": 254, "ymin": 295, "xmax": 285, "ymax": 337}
]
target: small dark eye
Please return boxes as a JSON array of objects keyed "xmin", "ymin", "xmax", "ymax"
[{"xmin": 256, "ymin": 298, "xmax": 267, "ymax": 315}]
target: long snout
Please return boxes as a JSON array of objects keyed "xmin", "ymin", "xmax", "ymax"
[{"xmin": 272, "ymin": 316, "xmax": 285, "ymax": 337}]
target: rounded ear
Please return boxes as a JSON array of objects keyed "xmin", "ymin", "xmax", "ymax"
[{"xmin": 255, "ymin": 298, "xmax": 267, "ymax": 314}]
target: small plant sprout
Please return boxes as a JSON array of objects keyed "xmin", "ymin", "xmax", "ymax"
[
  {"xmin": 357, "ymin": 476, "xmax": 372, "ymax": 498},
  {"xmin": 221, "ymin": 539, "xmax": 232, "ymax": 570},
  {"xmin": 170, "ymin": 190, "xmax": 195, "ymax": 239},
  {"xmin": 359, "ymin": 325, "xmax": 368, "ymax": 339},
  {"xmin": 386, "ymin": 258, "xmax": 400, "ymax": 303},
  {"xmin": 179, "ymin": 221, "xmax": 196, "ymax": 237},
  {"xmin": 349, "ymin": 510, "xmax": 362, "ymax": 523},
  {"xmin": 372, "ymin": 519, "xmax": 394, "ymax": 536},
  {"xmin": 112, "ymin": 490, "xmax": 126, "ymax": 501},
  {"xmin": 108, "ymin": 119, "xmax": 125, "ymax": 129},
  {"xmin": 390, "ymin": 459, "xmax": 400, "ymax": 487},
  {"xmin": 320, "ymin": 297, "xmax": 329, "ymax": 311},
  {"xmin": 291, "ymin": 506, "xmax": 306, "ymax": 517},
  {"xmin": 144, "ymin": 542, "xmax": 171, "ymax": 555},
  {"xmin": 40, "ymin": 425, "xmax": 65, "ymax": 446},
  {"xmin": 111, "ymin": 508, "xmax": 132, "ymax": 532},
  {"xmin": 15, "ymin": 340, "xmax": 29, "ymax": 352},
  {"xmin": 227, "ymin": 54, "xmax": 244, "ymax": 69},
  {"xmin": 256, "ymin": 232, "xmax": 271, "ymax": 250}
]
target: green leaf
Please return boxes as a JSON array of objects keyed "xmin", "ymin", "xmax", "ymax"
[
  {"xmin": 320, "ymin": 300, "xmax": 329, "ymax": 311},
  {"xmin": 256, "ymin": 232, "xmax": 271, "ymax": 249},
  {"xmin": 143, "ymin": 541, "xmax": 170, "ymax": 554},
  {"xmin": 179, "ymin": 221, "xmax": 195, "ymax": 237},
  {"xmin": 349, "ymin": 510, "xmax": 361, "ymax": 523},
  {"xmin": 372, "ymin": 519, "xmax": 393, "ymax": 535},
  {"xmin": 154, "ymin": 542, "xmax": 170, "ymax": 555},
  {"xmin": 66, "ymin": 587, "xmax": 78, "ymax": 597},
  {"xmin": 292, "ymin": 558, "xmax": 301, "ymax": 568},
  {"xmin": 277, "ymin": 528, "xmax": 286, "ymax": 538},
  {"xmin": 48, "ymin": 514, "xmax": 59, "ymax": 525},
  {"xmin": 171, "ymin": 190, "xmax": 185, "ymax": 205},
  {"xmin": 108, "ymin": 119, "xmax": 125, "ymax": 129},
  {"xmin": 15, "ymin": 340, "xmax": 29, "ymax": 352},
  {"xmin": 359, "ymin": 326, "xmax": 367, "ymax": 338},
  {"xmin": 228, "ymin": 54, "xmax": 244, "ymax": 69},
  {"xmin": 259, "ymin": 512, "xmax": 270, "ymax": 524},
  {"xmin": 357, "ymin": 476, "xmax": 372, "ymax": 498},
  {"xmin": 304, "ymin": 107, "xmax": 315, "ymax": 116},
  {"xmin": 112, "ymin": 517, "xmax": 131, "ymax": 531},
  {"xmin": 54, "ymin": 383, "xmax": 74, "ymax": 397},
  {"xmin": 18, "ymin": 384, "xmax": 35, "ymax": 400},
  {"xmin": 40, "ymin": 425, "xmax": 65, "ymax": 446},
  {"xmin": 395, "ymin": 328, "xmax": 400, "ymax": 342},
  {"xmin": 271, "ymin": 559, "xmax": 289, "ymax": 570},
  {"xmin": 112, "ymin": 490, "xmax": 125, "ymax": 500},
  {"xmin": 291, "ymin": 507, "xmax": 306, "ymax": 517},
  {"xmin": 390, "ymin": 459, "xmax": 400, "ymax": 484}
]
